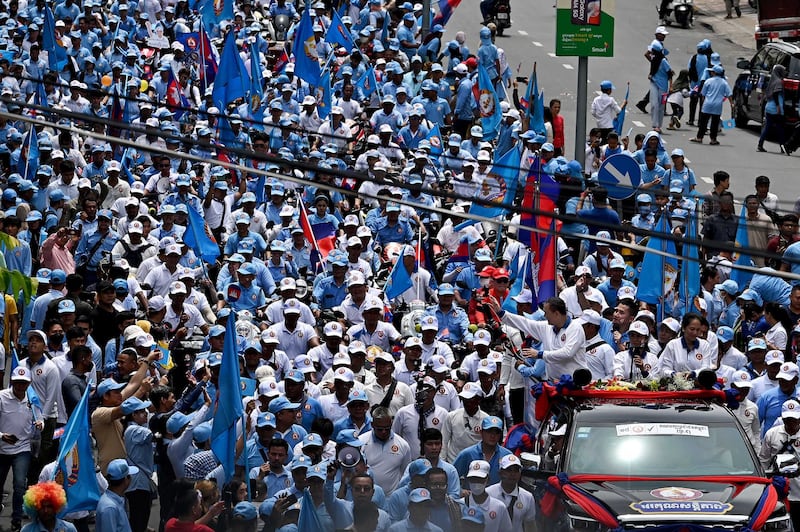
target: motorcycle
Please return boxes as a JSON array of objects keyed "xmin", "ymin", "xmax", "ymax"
[
  {"xmin": 273, "ymin": 14, "xmax": 291, "ymax": 41},
  {"xmin": 659, "ymin": 0, "xmax": 694, "ymax": 28},
  {"xmin": 485, "ymin": 0, "xmax": 512, "ymax": 36}
]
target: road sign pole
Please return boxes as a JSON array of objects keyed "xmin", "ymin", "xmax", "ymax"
[
  {"xmin": 421, "ymin": 0, "xmax": 431, "ymax": 40},
  {"xmin": 574, "ymin": 56, "xmax": 588, "ymax": 163}
]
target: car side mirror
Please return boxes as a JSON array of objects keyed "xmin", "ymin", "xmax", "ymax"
[
  {"xmin": 774, "ymin": 453, "xmax": 799, "ymax": 476},
  {"xmin": 737, "ymin": 58, "xmax": 750, "ymax": 70}
]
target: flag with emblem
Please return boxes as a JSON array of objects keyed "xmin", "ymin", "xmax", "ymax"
[
  {"xmin": 239, "ymin": 377, "xmax": 257, "ymax": 398},
  {"xmin": 613, "ymin": 82, "xmax": 630, "ymax": 135},
  {"xmin": 385, "ymin": 246, "xmax": 414, "ymax": 301},
  {"xmin": 354, "ymin": 66, "xmax": 378, "ymax": 98},
  {"xmin": 637, "ymin": 214, "xmax": 678, "ymax": 307},
  {"xmin": 502, "ymin": 248, "xmax": 528, "ymax": 313},
  {"xmin": 248, "ymin": 41, "xmax": 265, "ymax": 121},
  {"xmin": 476, "ymin": 64, "xmax": 501, "ymax": 140},
  {"xmin": 211, "ymin": 311, "xmax": 243, "ymax": 481},
  {"xmin": 43, "ymin": 7, "xmax": 68, "ymax": 72},
  {"xmin": 426, "ymin": 123, "xmax": 444, "ymax": 156},
  {"xmin": 316, "ymin": 69, "xmax": 332, "ymax": 120},
  {"xmin": 680, "ymin": 210, "xmax": 701, "ymax": 315},
  {"xmin": 325, "ymin": 9, "xmax": 355, "ymax": 50},
  {"xmin": 212, "ymin": 31, "xmax": 248, "ymax": 111},
  {"xmin": 292, "ymin": 7, "xmax": 322, "ymax": 86},
  {"xmin": 464, "ymin": 143, "xmax": 522, "ymax": 221},
  {"xmin": 54, "ymin": 385, "xmax": 101, "ymax": 514},
  {"xmin": 272, "ymin": 43, "xmax": 290, "ymax": 74},
  {"xmin": 176, "ymin": 25, "xmax": 218, "ymax": 91},
  {"xmin": 199, "ymin": 0, "xmax": 233, "ymax": 30}
]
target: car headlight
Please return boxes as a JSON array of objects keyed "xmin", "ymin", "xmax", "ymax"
[
  {"xmin": 763, "ymin": 515, "xmax": 792, "ymax": 531},
  {"xmin": 568, "ymin": 516, "xmax": 604, "ymax": 530}
]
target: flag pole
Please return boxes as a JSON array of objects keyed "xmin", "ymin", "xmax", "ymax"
[
  {"xmin": 199, "ymin": 22, "xmax": 208, "ymax": 94},
  {"xmin": 22, "ymin": 132, "xmax": 30, "ymax": 181},
  {"xmin": 416, "ymin": 229, "xmax": 422, "ymax": 301}
]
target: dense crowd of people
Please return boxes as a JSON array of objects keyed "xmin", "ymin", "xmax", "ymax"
[{"xmin": 0, "ymin": 0, "xmax": 798, "ymax": 531}]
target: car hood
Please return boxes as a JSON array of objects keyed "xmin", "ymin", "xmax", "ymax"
[{"xmin": 565, "ymin": 480, "xmax": 769, "ymax": 524}]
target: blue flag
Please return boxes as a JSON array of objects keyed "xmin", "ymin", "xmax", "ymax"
[
  {"xmin": 18, "ymin": 130, "xmax": 39, "ymax": 182},
  {"xmin": 119, "ymin": 148, "xmax": 137, "ymax": 185},
  {"xmin": 529, "ymin": 70, "xmax": 546, "ymax": 135},
  {"xmin": 54, "ymin": 386, "xmax": 101, "ymax": 514},
  {"xmin": 183, "ymin": 205, "xmax": 220, "ymax": 264},
  {"xmin": 477, "ymin": 64, "xmax": 502, "ymax": 140},
  {"xmin": 502, "ymin": 249, "xmax": 527, "ymax": 314},
  {"xmin": 292, "ymin": 7, "xmax": 322, "ymax": 86},
  {"xmin": 248, "ymin": 41, "xmax": 265, "ymax": 122},
  {"xmin": 355, "ymin": 66, "xmax": 378, "ymax": 98},
  {"xmin": 637, "ymin": 215, "xmax": 679, "ymax": 306},
  {"xmin": 731, "ymin": 205, "xmax": 754, "ymax": 289},
  {"xmin": 298, "ymin": 488, "xmax": 326, "ymax": 532},
  {"xmin": 385, "ymin": 246, "xmax": 414, "ymax": 300},
  {"xmin": 211, "ymin": 31, "xmax": 248, "ymax": 111},
  {"xmin": 325, "ymin": 10, "xmax": 355, "ymax": 50},
  {"xmin": 613, "ymin": 83, "xmax": 630, "ymax": 135},
  {"xmin": 680, "ymin": 210, "xmax": 701, "ymax": 315},
  {"xmin": 466, "ymin": 144, "xmax": 522, "ymax": 220},
  {"xmin": 199, "ymin": 0, "xmax": 233, "ymax": 32},
  {"xmin": 43, "ymin": 8, "xmax": 67, "ymax": 72},
  {"xmin": 240, "ymin": 377, "xmax": 257, "ymax": 398},
  {"xmin": 316, "ymin": 69, "xmax": 332, "ymax": 120},
  {"xmin": 426, "ymin": 124, "xmax": 444, "ymax": 157},
  {"xmin": 211, "ymin": 311, "xmax": 244, "ymax": 481}
]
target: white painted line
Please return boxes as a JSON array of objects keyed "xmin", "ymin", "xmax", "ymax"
[
  {"xmin": 594, "ymin": 90, "xmax": 601, "ymax": 95},
  {"xmin": 547, "ymin": 52, "xmax": 556, "ymax": 58},
  {"xmin": 518, "ymin": 30, "xmax": 529, "ymax": 35},
  {"xmin": 562, "ymin": 63, "xmax": 574, "ymax": 70},
  {"xmin": 700, "ymin": 176, "xmax": 713, "ymax": 184},
  {"xmin": 632, "ymin": 120, "xmax": 646, "ymax": 128},
  {"xmin": 532, "ymin": 41, "xmax": 542, "ymax": 47}
]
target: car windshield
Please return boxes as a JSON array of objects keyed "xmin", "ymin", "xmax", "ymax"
[{"xmin": 566, "ymin": 422, "xmax": 758, "ymax": 476}]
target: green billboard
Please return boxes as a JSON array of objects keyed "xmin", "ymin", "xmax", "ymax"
[{"xmin": 556, "ymin": 0, "xmax": 615, "ymax": 57}]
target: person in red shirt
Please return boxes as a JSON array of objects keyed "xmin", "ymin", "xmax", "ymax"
[
  {"xmin": 550, "ymin": 99, "xmax": 565, "ymax": 157},
  {"xmin": 165, "ymin": 487, "xmax": 219, "ymax": 532},
  {"xmin": 470, "ymin": 268, "xmax": 512, "ymax": 325},
  {"xmin": 768, "ymin": 214, "xmax": 800, "ymax": 269}
]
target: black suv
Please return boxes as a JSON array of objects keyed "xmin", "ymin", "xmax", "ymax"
[
  {"xmin": 527, "ymin": 393, "xmax": 793, "ymax": 530},
  {"xmin": 733, "ymin": 41, "xmax": 800, "ymax": 129}
]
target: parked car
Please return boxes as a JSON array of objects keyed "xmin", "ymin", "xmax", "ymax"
[{"xmin": 732, "ymin": 41, "xmax": 800, "ymax": 129}]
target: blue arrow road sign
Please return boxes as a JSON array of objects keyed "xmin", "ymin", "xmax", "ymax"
[{"xmin": 597, "ymin": 154, "xmax": 642, "ymax": 200}]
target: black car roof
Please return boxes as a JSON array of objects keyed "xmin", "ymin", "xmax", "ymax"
[{"xmin": 570, "ymin": 400, "xmax": 736, "ymax": 425}]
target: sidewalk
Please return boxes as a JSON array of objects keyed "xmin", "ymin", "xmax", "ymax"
[{"xmin": 692, "ymin": 0, "xmax": 758, "ymax": 52}]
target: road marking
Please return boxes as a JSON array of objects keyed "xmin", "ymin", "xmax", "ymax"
[
  {"xmin": 632, "ymin": 120, "xmax": 645, "ymax": 128},
  {"xmin": 594, "ymin": 90, "xmax": 602, "ymax": 96},
  {"xmin": 562, "ymin": 63, "xmax": 574, "ymax": 70},
  {"xmin": 518, "ymin": 30, "xmax": 529, "ymax": 35},
  {"xmin": 532, "ymin": 41, "xmax": 542, "ymax": 47},
  {"xmin": 700, "ymin": 176, "xmax": 713, "ymax": 184},
  {"xmin": 548, "ymin": 52, "xmax": 556, "ymax": 58}
]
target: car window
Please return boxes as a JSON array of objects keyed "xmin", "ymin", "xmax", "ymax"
[
  {"xmin": 790, "ymin": 54, "xmax": 800, "ymax": 77},
  {"xmin": 565, "ymin": 422, "xmax": 758, "ymax": 476},
  {"xmin": 752, "ymin": 47, "xmax": 771, "ymax": 71}
]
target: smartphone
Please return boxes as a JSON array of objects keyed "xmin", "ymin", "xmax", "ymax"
[
  {"xmin": 222, "ymin": 489, "xmax": 233, "ymax": 509},
  {"xmin": 516, "ymin": 76, "xmax": 528, "ymax": 83}
]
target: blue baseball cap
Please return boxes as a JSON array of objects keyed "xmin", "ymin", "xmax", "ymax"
[
  {"xmin": 290, "ymin": 455, "xmax": 313, "ymax": 470},
  {"xmin": 166, "ymin": 411, "xmax": 195, "ymax": 434},
  {"xmin": 346, "ymin": 389, "xmax": 369, "ymax": 405},
  {"xmin": 306, "ymin": 463, "xmax": 327, "ymax": 480},
  {"xmin": 49, "ymin": 269, "xmax": 66, "ymax": 284},
  {"xmin": 716, "ymin": 326, "xmax": 734, "ymax": 343},
  {"xmin": 715, "ymin": 279, "xmax": 739, "ymax": 296},
  {"xmin": 462, "ymin": 506, "xmax": 485, "ymax": 524},
  {"xmin": 97, "ymin": 378, "xmax": 125, "ymax": 397},
  {"xmin": 408, "ymin": 458, "xmax": 432, "ymax": 477},
  {"xmin": 233, "ymin": 502, "xmax": 257, "ymax": 521},
  {"xmin": 208, "ymin": 325, "xmax": 226, "ymax": 337},
  {"xmin": 121, "ymin": 396, "xmax": 152, "ymax": 414},
  {"xmin": 600, "ymin": 80, "xmax": 614, "ymax": 90},
  {"xmin": 335, "ymin": 428, "xmax": 364, "ymax": 446},
  {"xmin": 35, "ymin": 268, "xmax": 51, "ymax": 283},
  {"xmin": 409, "ymin": 488, "xmax": 432, "ymax": 504},
  {"xmin": 193, "ymin": 421, "xmax": 213, "ymax": 443},
  {"xmin": 256, "ymin": 412, "xmax": 277, "ymax": 428},
  {"xmin": 268, "ymin": 396, "xmax": 301, "ymax": 414},
  {"xmin": 285, "ymin": 369, "xmax": 305, "ymax": 383},
  {"xmin": 438, "ymin": 283, "xmax": 455, "ymax": 296},
  {"xmin": 303, "ymin": 433, "xmax": 324, "ymax": 448},
  {"xmin": 481, "ymin": 416, "xmax": 503, "ymax": 431},
  {"xmin": 107, "ymin": 459, "xmax": 139, "ymax": 480}
]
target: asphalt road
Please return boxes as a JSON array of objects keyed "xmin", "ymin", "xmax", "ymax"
[{"xmin": 449, "ymin": 0, "xmax": 798, "ymax": 213}]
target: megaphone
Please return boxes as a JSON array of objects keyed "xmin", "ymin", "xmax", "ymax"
[{"xmin": 337, "ymin": 445, "xmax": 362, "ymax": 470}]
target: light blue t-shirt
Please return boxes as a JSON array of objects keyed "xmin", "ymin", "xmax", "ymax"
[{"xmin": 700, "ymin": 76, "xmax": 733, "ymax": 115}]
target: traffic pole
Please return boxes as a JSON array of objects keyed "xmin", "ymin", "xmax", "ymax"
[{"xmin": 574, "ymin": 56, "xmax": 588, "ymax": 163}]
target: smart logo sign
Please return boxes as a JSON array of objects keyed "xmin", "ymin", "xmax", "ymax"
[{"xmin": 556, "ymin": 0, "xmax": 615, "ymax": 57}]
